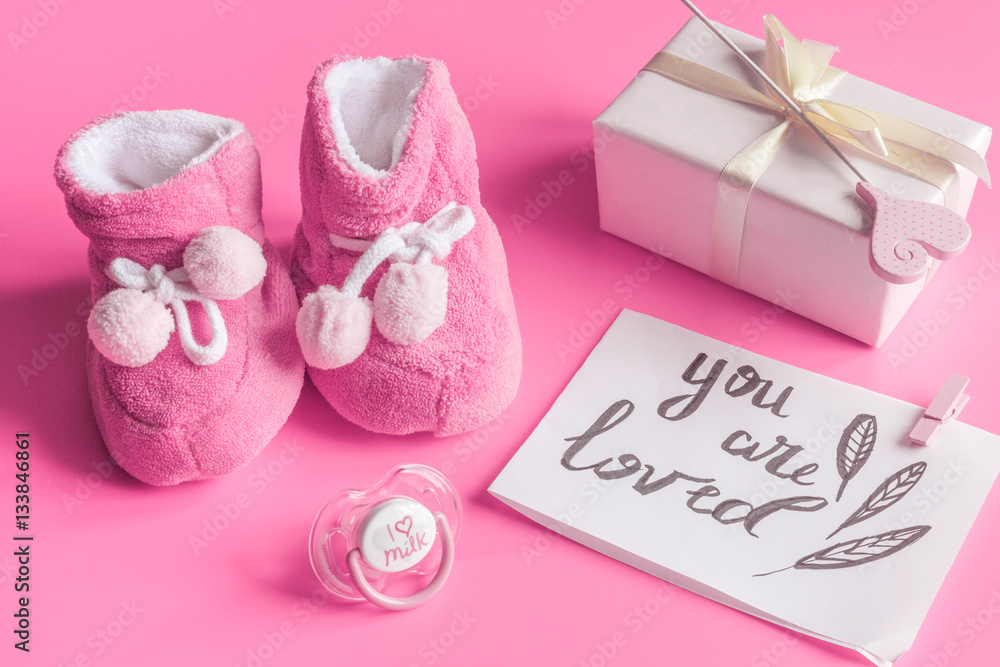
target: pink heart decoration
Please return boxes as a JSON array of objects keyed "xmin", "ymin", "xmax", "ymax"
[
  {"xmin": 857, "ymin": 182, "xmax": 971, "ymax": 284},
  {"xmin": 394, "ymin": 515, "xmax": 412, "ymax": 538}
]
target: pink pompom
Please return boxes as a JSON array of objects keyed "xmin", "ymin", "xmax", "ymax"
[
  {"xmin": 374, "ymin": 263, "xmax": 448, "ymax": 345},
  {"xmin": 296, "ymin": 286, "xmax": 372, "ymax": 370},
  {"xmin": 184, "ymin": 226, "xmax": 267, "ymax": 300},
  {"xmin": 88, "ymin": 289, "xmax": 176, "ymax": 367}
]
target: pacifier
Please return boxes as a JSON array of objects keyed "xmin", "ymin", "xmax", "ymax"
[{"xmin": 308, "ymin": 464, "xmax": 461, "ymax": 610}]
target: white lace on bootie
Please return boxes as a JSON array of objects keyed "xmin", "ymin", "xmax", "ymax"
[
  {"xmin": 88, "ymin": 227, "xmax": 267, "ymax": 367},
  {"xmin": 296, "ymin": 201, "xmax": 475, "ymax": 370}
]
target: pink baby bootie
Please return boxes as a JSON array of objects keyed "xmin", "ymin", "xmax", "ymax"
[
  {"xmin": 56, "ymin": 110, "xmax": 305, "ymax": 485},
  {"xmin": 292, "ymin": 55, "xmax": 522, "ymax": 436}
]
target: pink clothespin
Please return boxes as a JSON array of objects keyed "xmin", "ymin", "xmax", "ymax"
[{"xmin": 909, "ymin": 375, "xmax": 970, "ymax": 446}]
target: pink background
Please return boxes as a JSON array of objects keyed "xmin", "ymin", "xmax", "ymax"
[{"xmin": 2, "ymin": 0, "xmax": 999, "ymax": 665}]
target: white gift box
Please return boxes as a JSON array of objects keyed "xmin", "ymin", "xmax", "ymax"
[{"xmin": 594, "ymin": 16, "xmax": 991, "ymax": 346}]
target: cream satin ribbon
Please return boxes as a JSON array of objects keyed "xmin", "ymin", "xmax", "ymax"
[{"xmin": 643, "ymin": 15, "xmax": 991, "ymax": 287}]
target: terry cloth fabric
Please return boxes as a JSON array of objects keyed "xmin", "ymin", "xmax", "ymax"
[
  {"xmin": 291, "ymin": 55, "xmax": 522, "ymax": 436},
  {"xmin": 55, "ymin": 110, "xmax": 304, "ymax": 485}
]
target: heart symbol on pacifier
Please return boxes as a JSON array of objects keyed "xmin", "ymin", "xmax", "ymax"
[{"xmin": 394, "ymin": 516, "xmax": 413, "ymax": 538}]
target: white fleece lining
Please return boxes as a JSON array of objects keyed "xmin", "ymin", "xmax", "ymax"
[
  {"xmin": 323, "ymin": 57, "xmax": 427, "ymax": 180},
  {"xmin": 67, "ymin": 110, "xmax": 244, "ymax": 194}
]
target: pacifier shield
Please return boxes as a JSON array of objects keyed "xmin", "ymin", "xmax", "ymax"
[{"xmin": 308, "ymin": 464, "xmax": 461, "ymax": 609}]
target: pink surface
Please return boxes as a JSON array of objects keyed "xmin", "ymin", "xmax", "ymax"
[{"xmin": 2, "ymin": 1, "xmax": 999, "ymax": 665}]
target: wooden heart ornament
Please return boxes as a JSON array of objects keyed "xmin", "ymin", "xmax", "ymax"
[{"xmin": 857, "ymin": 182, "xmax": 971, "ymax": 284}]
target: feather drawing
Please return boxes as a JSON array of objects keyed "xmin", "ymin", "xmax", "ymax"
[
  {"xmin": 827, "ymin": 462, "xmax": 927, "ymax": 539},
  {"xmin": 835, "ymin": 414, "xmax": 878, "ymax": 501},
  {"xmin": 756, "ymin": 525, "xmax": 931, "ymax": 576}
]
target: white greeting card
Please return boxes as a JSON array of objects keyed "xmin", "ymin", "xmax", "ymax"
[{"xmin": 490, "ymin": 310, "xmax": 1000, "ymax": 665}]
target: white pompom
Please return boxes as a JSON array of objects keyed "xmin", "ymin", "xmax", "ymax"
[
  {"xmin": 296, "ymin": 286, "xmax": 373, "ymax": 370},
  {"xmin": 184, "ymin": 226, "xmax": 267, "ymax": 300},
  {"xmin": 88, "ymin": 289, "xmax": 176, "ymax": 367},
  {"xmin": 374, "ymin": 263, "xmax": 448, "ymax": 345}
]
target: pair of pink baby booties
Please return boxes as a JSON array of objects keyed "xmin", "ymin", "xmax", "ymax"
[{"xmin": 55, "ymin": 56, "xmax": 522, "ymax": 486}]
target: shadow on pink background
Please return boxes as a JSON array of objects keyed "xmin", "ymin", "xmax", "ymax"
[{"xmin": 2, "ymin": 0, "xmax": 999, "ymax": 665}]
